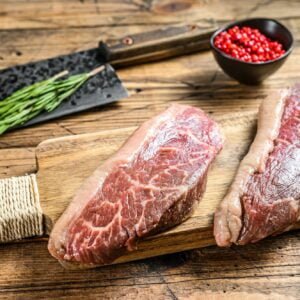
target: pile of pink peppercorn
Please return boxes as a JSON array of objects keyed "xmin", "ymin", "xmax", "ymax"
[{"xmin": 214, "ymin": 26, "xmax": 286, "ymax": 63}]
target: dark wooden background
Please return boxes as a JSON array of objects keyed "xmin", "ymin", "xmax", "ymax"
[{"xmin": 0, "ymin": 0, "xmax": 299, "ymax": 299}]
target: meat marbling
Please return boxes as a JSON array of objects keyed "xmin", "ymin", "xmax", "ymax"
[
  {"xmin": 48, "ymin": 104, "xmax": 223, "ymax": 268},
  {"xmin": 214, "ymin": 87, "xmax": 300, "ymax": 247}
]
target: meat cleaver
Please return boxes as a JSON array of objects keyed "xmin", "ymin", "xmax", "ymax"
[{"xmin": 0, "ymin": 23, "xmax": 217, "ymax": 128}]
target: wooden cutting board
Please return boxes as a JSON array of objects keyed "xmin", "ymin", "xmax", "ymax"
[{"xmin": 32, "ymin": 110, "xmax": 258, "ymax": 264}]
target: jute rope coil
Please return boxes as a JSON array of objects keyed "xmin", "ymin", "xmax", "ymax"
[{"xmin": 0, "ymin": 174, "xmax": 43, "ymax": 243}]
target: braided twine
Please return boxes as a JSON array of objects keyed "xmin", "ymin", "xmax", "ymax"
[{"xmin": 0, "ymin": 174, "xmax": 43, "ymax": 243}]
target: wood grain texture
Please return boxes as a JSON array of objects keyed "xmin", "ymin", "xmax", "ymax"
[
  {"xmin": 0, "ymin": 232, "xmax": 299, "ymax": 299},
  {"xmin": 0, "ymin": 0, "xmax": 300, "ymax": 298},
  {"xmin": 0, "ymin": 148, "xmax": 36, "ymax": 179}
]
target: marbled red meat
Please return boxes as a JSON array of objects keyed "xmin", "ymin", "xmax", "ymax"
[
  {"xmin": 48, "ymin": 104, "xmax": 223, "ymax": 268},
  {"xmin": 214, "ymin": 87, "xmax": 300, "ymax": 246}
]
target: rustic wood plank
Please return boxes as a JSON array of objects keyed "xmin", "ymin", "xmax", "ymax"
[
  {"xmin": 0, "ymin": 232, "xmax": 299, "ymax": 298},
  {"xmin": 0, "ymin": 148, "xmax": 36, "ymax": 178},
  {"xmin": 0, "ymin": 0, "xmax": 299, "ymax": 30},
  {"xmin": 0, "ymin": 0, "xmax": 239, "ymax": 30}
]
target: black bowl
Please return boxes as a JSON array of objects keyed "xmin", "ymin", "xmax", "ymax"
[{"xmin": 210, "ymin": 18, "xmax": 294, "ymax": 85}]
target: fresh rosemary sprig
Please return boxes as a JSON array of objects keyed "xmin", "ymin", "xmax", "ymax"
[{"xmin": 0, "ymin": 65, "xmax": 105, "ymax": 135}]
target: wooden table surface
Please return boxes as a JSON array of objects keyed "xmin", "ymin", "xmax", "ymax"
[{"xmin": 0, "ymin": 0, "xmax": 299, "ymax": 299}]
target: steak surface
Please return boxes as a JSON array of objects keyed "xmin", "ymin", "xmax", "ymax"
[
  {"xmin": 48, "ymin": 104, "xmax": 223, "ymax": 267},
  {"xmin": 214, "ymin": 87, "xmax": 300, "ymax": 246}
]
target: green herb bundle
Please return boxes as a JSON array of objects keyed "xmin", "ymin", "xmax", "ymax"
[{"xmin": 0, "ymin": 65, "xmax": 105, "ymax": 135}]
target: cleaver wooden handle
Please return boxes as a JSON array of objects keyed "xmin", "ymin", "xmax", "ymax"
[{"xmin": 98, "ymin": 23, "xmax": 217, "ymax": 67}]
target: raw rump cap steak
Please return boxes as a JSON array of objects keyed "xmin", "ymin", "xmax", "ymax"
[
  {"xmin": 214, "ymin": 86, "xmax": 300, "ymax": 247},
  {"xmin": 48, "ymin": 104, "xmax": 223, "ymax": 268}
]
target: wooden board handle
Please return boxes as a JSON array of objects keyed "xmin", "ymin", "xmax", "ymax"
[{"xmin": 98, "ymin": 23, "xmax": 217, "ymax": 67}]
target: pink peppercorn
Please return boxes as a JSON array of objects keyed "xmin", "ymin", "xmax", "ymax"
[{"xmin": 214, "ymin": 26, "xmax": 286, "ymax": 63}]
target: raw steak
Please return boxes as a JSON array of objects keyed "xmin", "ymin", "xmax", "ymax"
[
  {"xmin": 214, "ymin": 87, "xmax": 300, "ymax": 247},
  {"xmin": 48, "ymin": 104, "xmax": 223, "ymax": 268}
]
